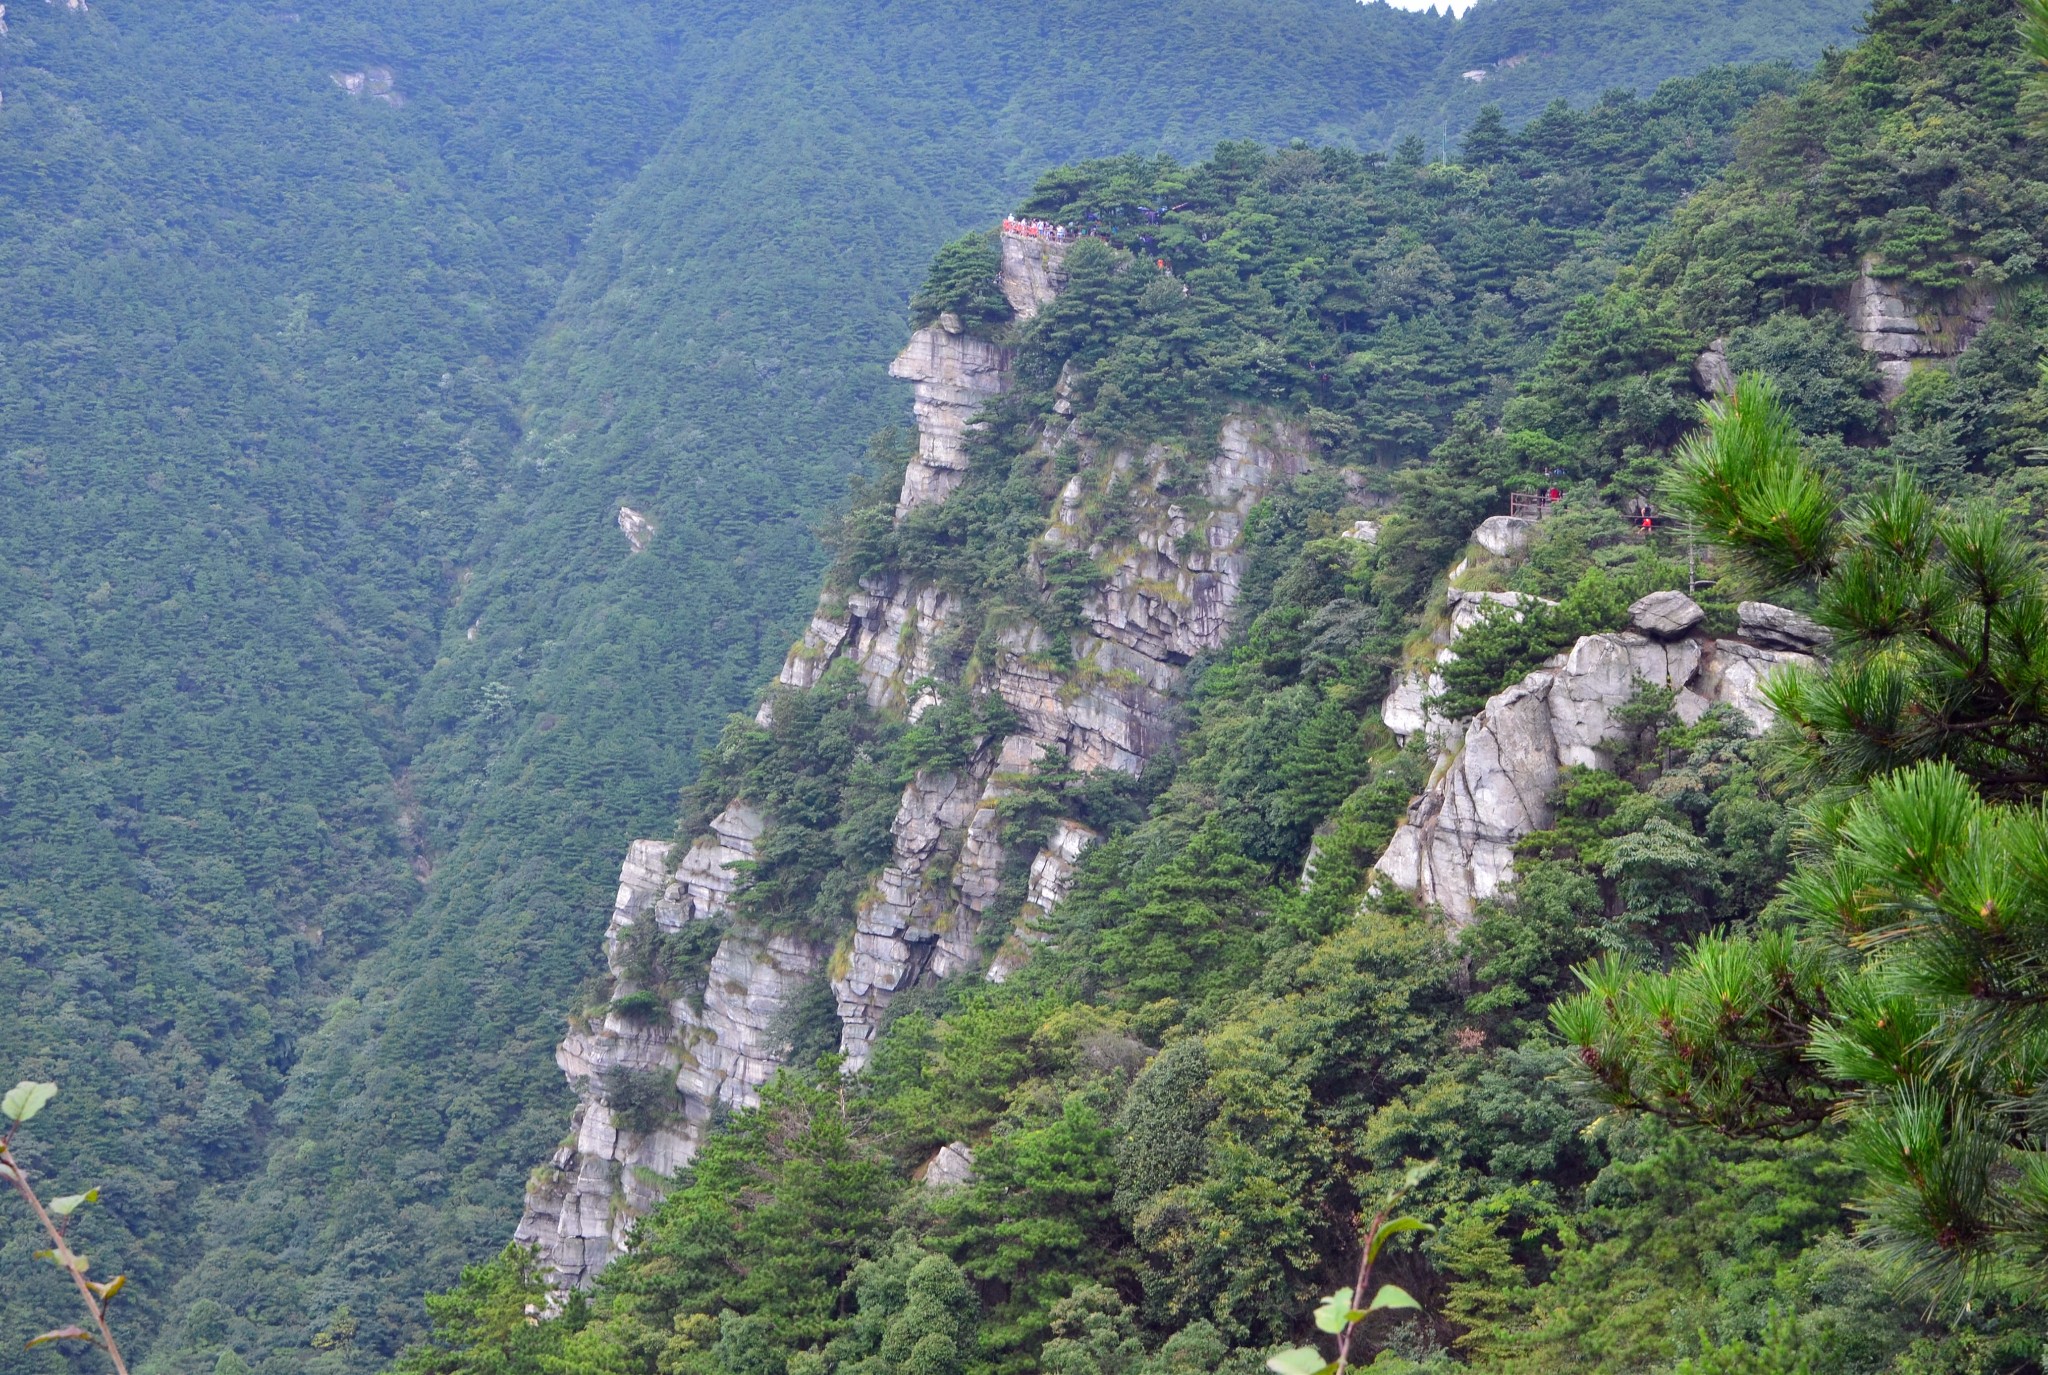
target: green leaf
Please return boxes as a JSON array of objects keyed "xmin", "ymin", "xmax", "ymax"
[
  {"xmin": 2, "ymin": 1081, "xmax": 56, "ymax": 1124},
  {"xmin": 0, "ymin": 1163, "xmax": 16, "ymax": 1183},
  {"xmin": 1369, "ymin": 1215, "xmax": 1432, "ymax": 1262},
  {"xmin": 49, "ymin": 1188, "xmax": 99, "ymax": 1216},
  {"xmin": 1368, "ymin": 1284, "xmax": 1421, "ymax": 1312},
  {"xmin": 1265, "ymin": 1347, "xmax": 1333, "ymax": 1375},
  {"xmin": 87, "ymin": 1276, "xmax": 127, "ymax": 1303},
  {"xmin": 25, "ymin": 1327, "xmax": 92, "ymax": 1349},
  {"xmin": 1313, "ymin": 1288, "xmax": 1353, "ymax": 1334}
]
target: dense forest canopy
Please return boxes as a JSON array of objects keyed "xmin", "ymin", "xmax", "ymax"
[
  {"xmin": 387, "ymin": 3, "xmax": 2048, "ymax": 1375},
  {"xmin": 0, "ymin": 0, "xmax": 1887, "ymax": 1370}
]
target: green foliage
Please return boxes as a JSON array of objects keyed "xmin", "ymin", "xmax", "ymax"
[
  {"xmin": 1667, "ymin": 376, "xmax": 1840, "ymax": 587},
  {"xmin": 938, "ymin": 1091, "xmax": 1126, "ymax": 1367},
  {"xmin": 828, "ymin": 1237, "xmax": 978, "ymax": 1375},
  {"xmin": 1723, "ymin": 312, "xmax": 1883, "ymax": 442},
  {"xmin": 913, "ymin": 234, "xmax": 1013, "ymax": 331},
  {"xmin": 1676, "ymin": 378, "xmax": 2048, "ymax": 798},
  {"xmin": 1009, "ymin": 72, "xmax": 1804, "ymax": 459},
  {"xmin": 3, "ymin": 1079, "xmax": 134, "ymax": 1373},
  {"xmin": 391, "ymin": 1246, "xmax": 564, "ymax": 1375},
  {"xmin": 0, "ymin": 0, "xmax": 1958, "ymax": 1368},
  {"xmin": 600, "ymin": 1072, "xmax": 897, "ymax": 1360},
  {"xmin": 1557, "ymin": 376, "xmax": 2048, "ymax": 1303},
  {"xmin": 684, "ymin": 661, "xmax": 906, "ymax": 935}
]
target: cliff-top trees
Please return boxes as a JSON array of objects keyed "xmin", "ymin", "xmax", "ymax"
[{"xmin": 1555, "ymin": 377, "xmax": 2048, "ymax": 1300}]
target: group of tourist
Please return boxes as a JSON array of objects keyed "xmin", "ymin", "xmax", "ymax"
[{"xmin": 1001, "ymin": 217, "xmax": 1082, "ymax": 241}]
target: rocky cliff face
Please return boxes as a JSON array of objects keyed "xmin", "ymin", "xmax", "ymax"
[
  {"xmin": 513, "ymin": 804, "xmax": 829, "ymax": 1290},
  {"xmin": 1375, "ymin": 580, "xmax": 1821, "ymax": 925},
  {"xmin": 1847, "ymin": 255, "xmax": 1996, "ymax": 401},
  {"xmin": 828, "ymin": 410, "xmax": 1315, "ymax": 1064},
  {"xmin": 516, "ymin": 228, "xmax": 1316, "ymax": 1289}
]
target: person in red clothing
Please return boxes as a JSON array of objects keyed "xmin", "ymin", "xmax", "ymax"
[{"xmin": 1547, "ymin": 486, "xmax": 1561, "ymax": 503}]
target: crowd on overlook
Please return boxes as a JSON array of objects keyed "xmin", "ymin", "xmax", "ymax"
[{"xmin": 1001, "ymin": 218, "xmax": 1082, "ymax": 241}]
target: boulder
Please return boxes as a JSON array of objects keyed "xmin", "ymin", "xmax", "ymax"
[
  {"xmin": 1548, "ymin": 633, "xmax": 1700, "ymax": 769},
  {"xmin": 1629, "ymin": 590, "xmax": 1704, "ymax": 640},
  {"xmin": 1447, "ymin": 587, "xmax": 1546, "ymax": 636},
  {"xmin": 1473, "ymin": 515, "xmax": 1536, "ymax": 558},
  {"xmin": 1376, "ymin": 592, "xmax": 1828, "ymax": 927},
  {"xmin": 1694, "ymin": 338, "xmax": 1734, "ymax": 397},
  {"xmin": 923, "ymin": 1141, "xmax": 976, "ymax": 1188},
  {"xmin": 1739, "ymin": 601, "xmax": 1830, "ymax": 653}
]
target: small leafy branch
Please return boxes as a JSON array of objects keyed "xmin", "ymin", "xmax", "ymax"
[
  {"xmin": 2, "ymin": 1080, "xmax": 131, "ymax": 1374},
  {"xmin": 1266, "ymin": 1164, "xmax": 1433, "ymax": 1375}
]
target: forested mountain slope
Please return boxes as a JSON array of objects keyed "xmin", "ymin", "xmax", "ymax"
[
  {"xmin": 0, "ymin": 0, "xmax": 725, "ymax": 1364},
  {"xmin": 0, "ymin": 1, "xmax": 1867, "ymax": 1370},
  {"xmin": 389, "ymin": 1, "xmax": 2048, "ymax": 1374}
]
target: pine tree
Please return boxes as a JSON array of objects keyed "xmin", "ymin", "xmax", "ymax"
[{"xmin": 1553, "ymin": 377, "xmax": 2048, "ymax": 1302}]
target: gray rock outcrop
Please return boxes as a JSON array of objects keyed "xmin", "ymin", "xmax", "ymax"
[
  {"xmin": 1738, "ymin": 601, "xmax": 1830, "ymax": 653},
  {"xmin": 1376, "ymin": 572, "xmax": 1819, "ymax": 923},
  {"xmin": 1629, "ymin": 590, "xmax": 1704, "ymax": 640},
  {"xmin": 1473, "ymin": 515, "xmax": 1537, "ymax": 557},
  {"xmin": 1694, "ymin": 338, "xmax": 1734, "ymax": 396},
  {"xmin": 617, "ymin": 505, "xmax": 654, "ymax": 553},
  {"xmin": 999, "ymin": 232, "xmax": 1070, "ymax": 320},
  {"xmin": 922, "ymin": 1141, "xmax": 976, "ymax": 1188},
  {"xmin": 1381, "ymin": 588, "xmax": 1554, "ymax": 748},
  {"xmin": 831, "ymin": 413, "xmax": 1315, "ymax": 1061},
  {"xmin": 889, "ymin": 324, "xmax": 1012, "ymax": 516},
  {"xmin": 514, "ymin": 820, "xmax": 831, "ymax": 1290},
  {"xmin": 1848, "ymin": 255, "xmax": 1996, "ymax": 401}
]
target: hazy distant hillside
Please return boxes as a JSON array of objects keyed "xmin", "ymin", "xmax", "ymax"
[{"xmin": 0, "ymin": 1, "xmax": 1862, "ymax": 1369}]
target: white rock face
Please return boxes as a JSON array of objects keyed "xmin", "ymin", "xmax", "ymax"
[
  {"xmin": 1695, "ymin": 338, "xmax": 1734, "ymax": 397},
  {"xmin": 1381, "ymin": 671, "xmax": 1434, "ymax": 743},
  {"xmin": 1693, "ymin": 639, "xmax": 1817, "ymax": 733},
  {"xmin": 617, "ymin": 506, "xmax": 654, "ymax": 553},
  {"xmin": 1848, "ymin": 255, "xmax": 1995, "ymax": 401},
  {"xmin": 331, "ymin": 66, "xmax": 401, "ymax": 104},
  {"xmin": 836, "ymin": 414, "xmax": 1314, "ymax": 1062},
  {"xmin": 1381, "ymin": 589, "xmax": 1552, "ymax": 748},
  {"xmin": 1630, "ymin": 590, "xmax": 1704, "ymax": 640},
  {"xmin": 1549, "ymin": 633, "xmax": 1701, "ymax": 770},
  {"xmin": 923, "ymin": 1141, "xmax": 977, "ymax": 1188},
  {"xmin": 999, "ymin": 231, "xmax": 1071, "ymax": 319},
  {"xmin": 515, "ymin": 812, "xmax": 829, "ymax": 1293},
  {"xmin": 988, "ymin": 818, "xmax": 1097, "ymax": 984},
  {"xmin": 1375, "ymin": 627, "xmax": 1817, "ymax": 924},
  {"xmin": 889, "ymin": 325, "xmax": 1013, "ymax": 516},
  {"xmin": 1473, "ymin": 515, "xmax": 1537, "ymax": 557}
]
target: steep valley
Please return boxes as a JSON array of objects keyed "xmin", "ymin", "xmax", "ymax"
[{"xmin": 15, "ymin": 0, "xmax": 2013, "ymax": 1371}]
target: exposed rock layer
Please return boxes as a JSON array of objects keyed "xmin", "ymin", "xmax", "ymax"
[
  {"xmin": 1375, "ymin": 611, "xmax": 1816, "ymax": 925},
  {"xmin": 518, "ymin": 228, "xmax": 1315, "ymax": 1290},
  {"xmin": 1847, "ymin": 255, "xmax": 1996, "ymax": 401}
]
